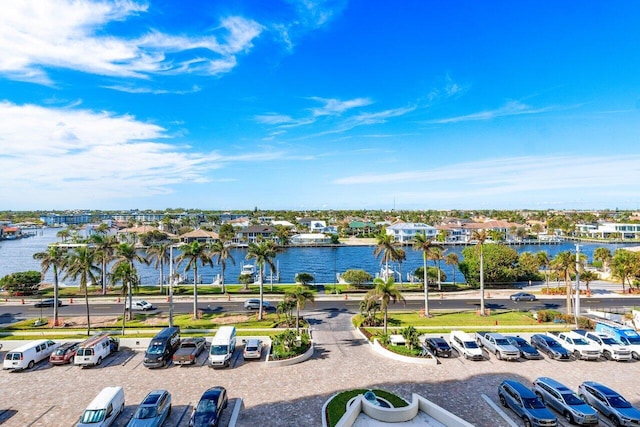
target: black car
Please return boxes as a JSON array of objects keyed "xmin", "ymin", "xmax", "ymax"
[
  {"xmin": 425, "ymin": 337, "xmax": 452, "ymax": 358},
  {"xmin": 189, "ymin": 386, "xmax": 228, "ymax": 427},
  {"xmin": 506, "ymin": 336, "xmax": 543, "ymax": 360},
  {"xmin": 530, "ymin": 334, "xmax": 572, "ymax": 360},
  {"xmin": 34, "ymin": 298, "xmax": 62, "ymax": 308}
]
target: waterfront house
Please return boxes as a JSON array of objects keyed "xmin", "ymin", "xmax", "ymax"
[
  {"xmin": 290, "ymin": 233, "xmax": 332, "ymax": 245},
  {"xmin": 385, "ymin": 222, "xmax": 437, "ymax": 243},
  {"xmin": 236, "ymin": 225, "xmax": 277, "ymax": 244},
  {"xmin": 576, "ymin": 222, "xmax": 640, "ymax": 239},
  {"xmin": 179, "ymin": 229, "xmax": 219, "ymax": 243}
]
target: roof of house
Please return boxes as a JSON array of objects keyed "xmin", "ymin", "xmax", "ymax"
[{"xmin": 180, "ymin": 229, "xmax": 219, "ymax": 239}]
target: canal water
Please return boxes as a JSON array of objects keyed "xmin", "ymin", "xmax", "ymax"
[{"xmin": 0, "ymin": 228, "xmax": 637, "ymax": 286}]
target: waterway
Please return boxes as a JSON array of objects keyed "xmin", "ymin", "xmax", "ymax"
[{"xmin": 1, "ymin": 228, "xmax": 638, "ymax": 286}]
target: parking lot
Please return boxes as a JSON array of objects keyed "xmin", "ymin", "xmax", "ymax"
[{"xmin": 2, "ymin": 310, "xmax": 640, "ymax": 426}]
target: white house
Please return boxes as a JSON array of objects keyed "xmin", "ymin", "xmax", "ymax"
[
  {"xmin": 385, "ymin": 222, "xmax": 437, "ymax": 243},
  {"xmin": 576, "ymin": 222, "xmax": 640, "ymax": 239},
  {"xmin": 290, "ymin": 233, "xmax": 332, "ymax": 245}
]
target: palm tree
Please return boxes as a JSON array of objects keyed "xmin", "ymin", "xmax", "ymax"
[
  {"xmin": 146, "ymin": 242, "xmax": 171, "ymax": 293},
  {"xmin": 56, "ymin": 229, "xmax": 70, "ymax": 242},
  {"xmin": 580, "ymin": 270, "xmax": 598, "ymax": 293},
  {"xmin": 373, "ymin": 232, "xmax": 398, "ymax": 276},
  {"xmin": 111, "ymin": 262, "xmax": 139, "ymax": 335},
  {"xmin": 285, "ymin": 285, "xmax": 315, "ymax": 334},
  {"xmin": 395, "ymin": 248, "xmax": 406, "ymax": 285},
  {"xmin": 412, "ymin": 233, "xmax": 441, "ymax": 317},
  {"xmin": 551, "ymin": 251, "xmax": 576, "ymax": 315},
  {"xmin": 90, "ymin": 233, "xmax": 119, "ymax": 295},
  {"xmin": 536, "ymin": 251, "xmax": 551, "ymax": 290},
  {"xmin": 366, "ymin": 277, "xmax": 405, "ymax": 335},
  {"xmin": 112, "ymin": 243, "xmax": 148, "ymax": 320},
  {"xmin": 64, "ymin": 246, "xmax": 100, "ymax": 336},
  {"xmin": 209, "ymin": 240, "xmax": 235, "ymax": 294},
  {"xmin": 593, "ymin": 247, "xmax": 612, "ymax": 272},
  {"xmin": 176, "ymin": 241, "xmax": 213, "ymax": 319},
  {"xmin": 246, "ymin": 241, "xmax": 277, "ymax": 320},
  {"xmin": 33, "ymin": 244, "xmax": 66, "ymax": 326},
  {"xmin": 428, "ymin": 246, "xmax": 445, "ymax": 291},
  {"xmin": 611, "ymin": 249, "xmax": 640, "ymax": 293},
  {"xmin": 445, "ymin": 253, "xmax": 459, "ymax": 286},
  {"xmin": 473, "ymin": 229, "xmax": 489, "ymax": 315}
]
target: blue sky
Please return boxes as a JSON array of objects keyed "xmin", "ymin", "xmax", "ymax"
[{"xmin": 2, "ymin": 1, "xmax": 640, "ymax": 211}]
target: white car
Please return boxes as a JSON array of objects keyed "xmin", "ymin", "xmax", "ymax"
[
  {"xmin": 243, "ymin": 339, "xmax": 263, "ymax": 360},
  {"xmin": 125, "ymin": 300, "xmax": 155, "ymax": 311}
]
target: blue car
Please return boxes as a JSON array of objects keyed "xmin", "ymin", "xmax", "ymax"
[
  {"xmin": 190, "ymin": 387, "xmax": 228, "ymax": 427},
  {"xmin": 530, "ymin": 334, "xmax": 572, "ymax": 360},
  {"xmin": 127, "ymin": 389, "xmax": 171, "ymax": 427},
  {"xmin": 498, "ymin": 380, "xmax": 557, "ymax": 427},
  {"xmin": 579, "ymin": 382, "xmax": 640, "ymax": 426}
]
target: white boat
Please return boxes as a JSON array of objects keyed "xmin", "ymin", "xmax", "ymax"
[{"xmin": 240, "ymin": 264, "xmax": 255, "ymax": 276}]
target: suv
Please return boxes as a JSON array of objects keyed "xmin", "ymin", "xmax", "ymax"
[
  {"xmin": 530, "ymin": 334, "xmax": 572, "ymax": 360},
  {"xmin": 449, "ymin": 330, "xmax": 484, "ymax": 361},
  {"xmin": 498, "ymin": 379, "xmax": 557, "ymax": 427},
  {"xmin": 578, "ymin": 381, "xmax": 640, "ymax": 426},
  {"xmin": 243, "ymin": 339, "xmax": 263, "ymax": 360},
  {"xmin": 532, "ymin": 377, "xmax": 599, "ymax": 425},
  {"xmin": 128, "ymin": 389, "xmax": 172, "ymax": 427},
  {"xmin": 243, "ymin": 299, "xmax": 272, "ymax": 310}
]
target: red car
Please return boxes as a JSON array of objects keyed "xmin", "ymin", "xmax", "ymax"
[{"xmin": 49, "ymin": 342, "xmax": 79, "ymax": 365}]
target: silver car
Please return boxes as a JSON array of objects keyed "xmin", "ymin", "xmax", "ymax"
[
  {"xmin": 578, "ymin": 381, "xmax": 640, "ymax": 426},
  {"xmin": 127, "ymin": 389, "xmax": 172, "ymax": 427}
]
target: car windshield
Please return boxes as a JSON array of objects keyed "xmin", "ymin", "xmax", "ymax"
[
  {"xmin": 601, "ymin": 337, "xmax": 617, "ymax": 345},
  {"xmin": 133, "ymin": 406, "xmax": 158, "ymax": 419},
  {"xmin": 495, "ymin": 339, "xmax": 510, "ymax": 346},
  {"xmin": 464, "ymin": 341, "xmax": 479, "ymax": 349},
  {"xmin": 80, "ymin": 409, "xmax": 105, "ymax": 423},
  {"xmin": 607, "ymin": 395, "xmax": 632, "ymax": 408},
  {"xmin": 246, "ymin": 345, "xmax": 258, "ymax": 351},
  {"xmin": 437, "ymin": 341, "xmax": 449, "ymax": 348},
  {"xmin": 523, "ymin": 398, "xmax": 546, "ymax": 409},
  {"xmin": 196, "ymin": 398, "xmax": 217, "ymax": 413},
  {"xmin": 210, "ymin": 345, "xmax": 228, "ymax": 355},
  {"xmin": 573, "ymin": 338, "xmax": 589, "ymax": 345},
  {"xmin": 53, "ymin": 348, "xmax": 69, "ymax": 356},
  {"xmin": 147, "ymin": 343, "xmax": 165, "ymax": 355},
  {"xmin": 562, "ymin": 393, "xmax": 584, "ymax": 405},
  {"xmin": 625, "ymin": 334, "xmax": 640, "ymax": 345}
]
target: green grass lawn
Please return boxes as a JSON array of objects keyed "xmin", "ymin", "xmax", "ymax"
[{"xmin": 388, "ymin": 310, "xmax": 541, "ymax": 327}]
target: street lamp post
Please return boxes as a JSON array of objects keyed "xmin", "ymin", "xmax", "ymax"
[
  {"xmin": 168, "ymin": 245, "xmax": 175, "ymax": 328},
  {"xmin": 575, "ymin": 244, "xmax": 581, "ymax": 327}
]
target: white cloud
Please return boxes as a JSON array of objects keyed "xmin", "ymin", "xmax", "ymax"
[
  {"xmin": 309, "ymin": 97, "xmax": 373, "ymax": 116},
  {"xmin": 429, "ymin": 100, "xmax": 553, "ymax": 124},
  {"xmin": 0, "ymin": 1, "xmax": 263, "ymax": 84}
]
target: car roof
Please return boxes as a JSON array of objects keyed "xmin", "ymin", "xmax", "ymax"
[
  {"xmin": 583, "ymin": 381, "xmax": 619, "ymax": 396},
  {"xmin": 246, "ymin": 338, "xmax": 260, "ymax": 344},
  {"xmin": 202, "ymin": 387, "xmax": 225, "ymax": 400},
  {"xmin": 536, "ymin": 377, "xmax": 572, "ymax": 392},
  {"xmin": 59, "ymin": 341, "xmax": 79, "ymax": 350},
  {"xmin": 142, "ymin": 390, "xmax": 166, "ymax": 406},
  {"xmin": 502, "ymin": 380, "xmax": 537, "ymax": 398}
]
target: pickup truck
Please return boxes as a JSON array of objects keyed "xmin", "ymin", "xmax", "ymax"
[
  {"xmin": 549, "ymin": 331, "xmax": 601, "ymax": 360},
  {"xmin": 172, "ymin": 337, "xmax": 206, "ymax": 366},
  {"xmin": 574, "ymin": 330, "xmax": 632, "ymax": 362},
  {"xmin": 476, "ymin": 332, "xmax": 520, "ymax": 361}
]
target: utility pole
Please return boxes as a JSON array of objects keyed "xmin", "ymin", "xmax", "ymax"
[
  {"xmin": 575, "ymin": 244, "xmax": 581, "ymax": 327},
  {"xmin": 169, "ymin": 245, "xmax": 175, "ymax": 328}
]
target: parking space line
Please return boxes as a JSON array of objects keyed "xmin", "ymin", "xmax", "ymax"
[
  {"xmin": 176, "ymin": 402, "xmax": 192, "ymax": 426},
  {"xmin": 481, "ymin": 394, "xmax": 518, "ymax": 427},
  {"xmin": 27, "ymin": 405, "xmax": 55, "ymax": 426}
]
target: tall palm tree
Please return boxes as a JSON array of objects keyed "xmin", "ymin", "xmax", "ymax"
[
  {"xmin": 209, "ymin": 240, "xmax": 235, "ymax": 294},
  {"xmin": 473, "ymin": 229, "xmax": 489, "ymax": 315},
  {"xmin": 146, "ymin": 242, "xmax": 171, "ymax": 293},
  {"xmin": 111, "ymin": 262, "xmax": 139, "ymax": 335},
  {"xmin": 64, "ymin": 246, "xmax": 100, "ymax": 336},
  {"xmin": 176, "ymin": 241, "xmax": 213, "ymax": 319},
  {"xmin": 395, "ymin": 248, "xmax": 406, "ymax": 285},
  {"xmin": 593, "ymin": 247, "xmax": 612, "ymax": 272},
  {"xmin": 412, "ymin": 233, "xmax": 441, "ymax": 317},
  {"xmin": 445, "ymin": 253, "xmax": 459, "ymax": 286},
  {"xmin": 551, "ymin": 251, "xmax": 576, "ymax": 315},
  {"xmin": 112, "ymin": 243, "xmax": 148, "ymax": 321},
  {"xmin": 536, "ymin": 251, "xmax": 550, "ymax": 290},
  {"xmin": 373, "ymin": 232, "xmax": 399, "ymax": 276},
  {"xmin": 246, "ymin": 241, "xmax": 277, "ymax": 320},
  {"xmin": 366, "ymin": 277, "xmax": 405, "ymax": 335},
  {"xmin": 285, "ymin": 285, "xmax": 315, "ymax": 334},
  {"xmin": 56, "ymin": 229, "xmax": 70, "ymax": 242},
  {"xmin": 33, "ymin": 244, "xmax": 66, "ymax": 326},
  {"xmin": 90, "ymin": 233, "xmax": 119, "ymax": 295}
]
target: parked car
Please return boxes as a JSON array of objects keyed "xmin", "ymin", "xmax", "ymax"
[
  {"xmin": 577, "ymin": 330, "xmax": 632, "ymax": 362},
  {"xmin": 532, "ymin": 377, "xmax": 599, "ymax": 425},
  {"xmin": 506, "ymin": 336, "xmax": 543, "ymax": 360},
  {"xmin": 243, "ymin": 339, "xmax": 263, "ymax": 360},
  {"xmin": 126, "ymin": 300, "xmax": 155, "ymax": 311},
  {"xmin": 510, "ymin": 292, "xmax": 537, "ymax": 302},
  {"xmin": 449, "ymin": 330, "xmax": 484, "ymax": 361},
  {"xmin": 49, "ymin": 341, "xmax": 80, "ymax": 365},
  {"xmin": 425, "ymin": 337, "xmax": 452, "ymax": 358},
  {"xmin": 578, "ymin": 381, "xmax": 640, "ymax": 426},
  {"xmin": 530, "ymin": 334, "xmax": 572, "ymax": 360},
  {"xmin": 498, "ymin": 379, "xmax": 557, "ymax": 427},
  {"xmin": 34, "ymin": 298, "xmax": 62, "ymax": 308},
  {"xmin": 127, "ymin": 389, "xmax": 172, "ymax": 427},
  {"xmin": 189, "ymin": 387, "xmax": 228, "ymax": 427},
  {"xmin": 173, "ymin": 337, "xmax": 206, "ymax": 366},
  {"xmin": 552, "ymin": 331, "xmax": 601, "ymax": 360},
  {"xmin": 243, "ymin": 299, "xmax": 272, "ymax": 310}
]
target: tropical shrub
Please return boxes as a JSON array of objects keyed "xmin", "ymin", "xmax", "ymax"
[{"xmin": 270, "ymin": 329, "xmax": 311, "ymax": 360}]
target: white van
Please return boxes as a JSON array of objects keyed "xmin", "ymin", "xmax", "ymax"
[
  {"xmin": 449, "ymin": 330, "xmax": 484, "ymax": 361},
  {"xmin": 74, "ymin": 333, "xmax": 119, "ymax": 367},
  {"xmin": 3, "ymin": 339, "xmax": 59, "ymax": 370},
  {"xmin": 77, "ymin": 386, "xmax": 124, "ymax": 427},
  {"xmin": 209, "ymin": 326, "xmax": 237, "ymax": 368}
]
